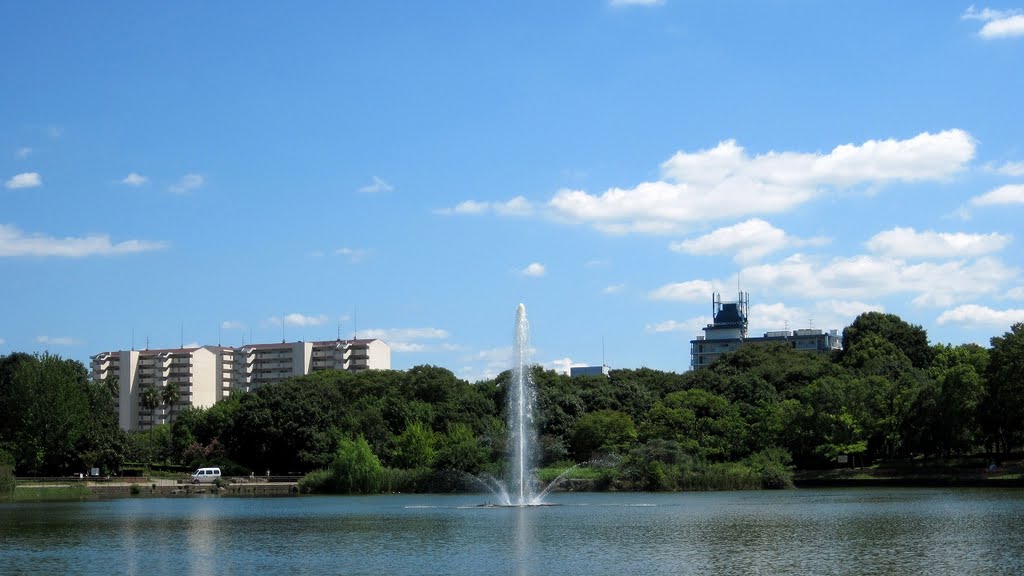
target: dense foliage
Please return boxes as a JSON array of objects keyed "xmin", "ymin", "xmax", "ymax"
[{"xmin": 2, "ymin": 317, "xmax": 1022, "ymax": 492}]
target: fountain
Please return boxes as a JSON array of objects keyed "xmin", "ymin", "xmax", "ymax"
[
  {"xmin": 509, "ymin": 303, "xmax": 538, "ymax": 505},
  {"xmin": 473, "ymin": 304, "xmax": 553, "ymax": 507}
]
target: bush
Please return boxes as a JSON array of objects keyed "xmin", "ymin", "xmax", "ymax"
[
  {"xmin": 745, "ymin": 448, "xmax": 795, "ymax": 489},
  {"xmin": 680, "ymin": 462, "xmax": 760, "ymax": 491},
  {"xmin": 297, "ymin": 469, "xmax": 332, "ymax": 494},
  {"xmin": 330, "ymin": 436, "xmax": 385, "ymax": 494},
  {"xmin": 0, "ymin": 473, "xmax": 15, "ymax": 499}
]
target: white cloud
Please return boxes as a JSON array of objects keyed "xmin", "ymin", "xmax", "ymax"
[
  {"xmin": 494, "ymin": 196, "xmax": 534, "ymax": 216},
  {"xmin": 169, "ymin": 173, "xmax": 203, "ymax": 194},
  {"xmin": 221, "ymin": 320, "xmax": 246, "ymax": 330},
  {"xmin": 121, "ymin": 172, "xmax": 147, "ymax": 186},
  {"xmin": 1008, "ymin": 286, "xmax": 1024, "ymax": 300},
  {"xmin": 35, "ymin": 335, "xmax": 79, "ymax": 346},
  {"xmin": 996, "ymin": 161, "xmax": 1024, "ymax": 176},
  {"xmin": 455, "ymin": 345, "xmax": 525, "ymax": 381},
  {"xmin": 335, "ymin": 247, "xmax": 370, "ymax": 263},
  {"xmin": 963, "ymin": 5, "xmax": 1024, "ymax": 38},
  {"xmin": 438, "ymin": 196, "xmax": 534, "ymax": 217},
  {"xmin": 0, "ymin": 224, "xmax": 168, "ymax": 257},
  {"xmin": 15, "ymin": 147, "xmax": 32, "ymax": 158},
  {"xmin": 5, "ymin": 172, "xmax": 42, "ymax": 189},
  {"xmin": 361, "ymin": 327, "xmax": 453, "ymax": 354},
  {"xmin": 268, "ymin": 313, "xmax": 328, "ymax": 327},
  {"xmin": 603, "ymin": 284, "xmax": 625, "ymax": 294},
  {"xmin": 549, "ymin": 130, "xmax": 975, "ymax": 234},
  {"xmin": 937, "ymin": 304, "xmax": 1024, "ymax": 328},
  {"xmin": 671, "ymin": 219, "xmax": 828, "ymax": 263},
  {"xmin": 452, "ymin": 200, "xmax": 488, "ymax": 214},
  {"xmin": 645, "ymin": 318, "xmax": 704, "ymax": 334},
  {"xmin": 547, "ymin": 357, "xmax": 588, "ymax": 375},
  {"xmin": 649, "ymin": 279, "xmax": 715, "ymax": 302},
  {"xmin": 970, "ymin": 184, "xmax": 1024, "ymax": 206},
  {"xmin": 746, "ymin": 300, "xmax": 882, "ymax": 336},
  {"xmin": 742, "ymin": 253, "xmax": 1018, "ymax": 308},
  {"xmin": 865, "ymin": 227, "xmax": 1011, "ymax": 259},
  {"xmin": 361, "ymin": 327, "xmax": 450, "ymax": 342},
  {"xmin": 521, "ymin": 262, "xmax": 546, "ymax": 277},
  {"xmin": 359, "ymin": 176, "xmax": 393, "ymax": 194}
]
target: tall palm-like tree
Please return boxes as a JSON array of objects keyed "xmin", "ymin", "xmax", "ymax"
[
  {"xmin": 141, "ymin": 386, "xmax": 161, "ymax": 430},
  {"xmin": 162, "ymin": 381, "xmax": 181, "ymax": 424}
]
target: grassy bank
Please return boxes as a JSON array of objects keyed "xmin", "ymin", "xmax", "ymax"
[
  {"xmin": 8, "ymin": 484, "xmax": 94, "ymax": 502},
  {"xmin": 795, "ymin": 458, "xmax": 1024, "ymax": 487}
]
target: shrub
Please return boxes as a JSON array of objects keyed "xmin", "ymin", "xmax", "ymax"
[
  {"xmin": 745, "ymin": 448, "xmax": 795, "ymax": 489},
  {"xmin": 297, "ymin": 469, "xmax": 332, "ymax": 494}
]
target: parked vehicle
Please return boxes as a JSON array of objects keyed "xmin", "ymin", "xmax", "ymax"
[{"xmin": 191, "ymin": 467, "xmax": 222, "ymax": 484}]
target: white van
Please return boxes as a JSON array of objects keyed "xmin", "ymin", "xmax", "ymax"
[{"xmin": 191, "ymin": 467, "xmax": 222, "ymax": 484}]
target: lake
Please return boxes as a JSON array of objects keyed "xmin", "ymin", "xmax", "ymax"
[{"xmin": 2, "ymin": 489, "xmax": 1023, "ymax": 575}]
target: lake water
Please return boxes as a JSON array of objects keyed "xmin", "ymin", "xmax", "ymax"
[{"xmin": 2, "ymin": 489, "xmax": 1023, "ymax": 575}]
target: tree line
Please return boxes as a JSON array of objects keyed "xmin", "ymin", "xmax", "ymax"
[{"xmin": 1, "ymin": 314, "xmax": 1022, "ymax": 492}]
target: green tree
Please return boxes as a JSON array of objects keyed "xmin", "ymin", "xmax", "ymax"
[
  {"xmin": 640, "ymin": 389, "xmax": 746, "ymax": 461},
  {"xmin": 570, "ymin": 409, "xmax": 638, "ymax": 461},
  {"xmin": 329, "ymin": 436, "xmax": 385, "ymax": 494},
  {"xmin": 435, "ymin": 423, "xmax": 488, "ymax": 474},
  {"xmin": 391, "ymin": 421, "xmax": 437, "ymax": 469},
  {"xmin": 141, "ymin": 386, "xmax": 161, "ymax": 412},
  {"xmin": 3, "ymin": 353, "xmax": 119, "ymax": 475},
  {"xmin": 162, "ymin": 381, "xmax": 181, "ymax": 423},
  {"xmin": 982, "ymin": 323, "xmax": 1024, "ymax": 455},
  {"xmin": 842, "ymin": 311, "xmax": 932, "ymax": 369}
]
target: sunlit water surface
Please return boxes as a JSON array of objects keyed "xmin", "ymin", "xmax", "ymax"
[{"xmin": 2, "ymin": 489, "xmax": 1023, "ymax": 575}]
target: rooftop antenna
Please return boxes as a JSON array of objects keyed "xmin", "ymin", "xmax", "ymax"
[
  {"xmin": 281, "ymin": 313, "xmax": 286, "ymax": 343},
  {"xmin": 353, "ymin": 308, "xmax": 358, "ymax": 339},
  {"xmin": 180, "ymin": 322, "xmax": 184, "ymax": 348},
  {"xmin": 146, "ymin": 336, "xmax": 150, "ymax": 350},
  {"xmin": 218, "ymin": 324, "xmax": 222, "ymax": 347}
]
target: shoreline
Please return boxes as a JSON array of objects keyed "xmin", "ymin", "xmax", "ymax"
[{"xmin": 7, "ymin": 471, "xmax": 1023, "ymax": 503}]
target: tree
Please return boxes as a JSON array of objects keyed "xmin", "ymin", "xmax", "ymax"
[
  {"xmin": 641, "ymin": 389, "xmax": 746, "ymax": 461},
  {"xmin": 570, "ymin": 410, "xmax": 638, "ymax": 461},
  {"xmin": 391, "ymin": 421, "xmax": 437, "ymax": 469},
  {"xmin": 435, "ymin": 423, "xmax": 488, "ymax": 474},
  {"xmin": 842, "ymin": 312, "xmax": 932, "ymax": 369},
  {"xmin": 141, "ymin": 386, "xmax": 161, "ymax": 412},
  {"xmin": 328, "ymin": 436, "xmax": 385, "ymax": 494},
  {"xmin": 2, "ymin": 353, "xmax": 121, "ymax": 475},
  {"xmin": 162, "ymin": 381, "xmax": 181, "ymax": 423},
  {"xmin": 982, "ymin": 323, "xmax": 1024, "ymax": 455}
]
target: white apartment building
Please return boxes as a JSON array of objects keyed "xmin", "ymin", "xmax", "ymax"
[{"xmin": 91, "ymin": 338, "xmax": 390, "ymax": 431}]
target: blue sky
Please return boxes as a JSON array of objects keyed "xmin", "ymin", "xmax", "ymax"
[{"xmin": 2, "ymin": 1, "xmax": 1023, "ymax": 381}]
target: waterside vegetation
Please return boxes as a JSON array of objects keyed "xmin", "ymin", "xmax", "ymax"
[{"xmin": 2, "ymin": 314, "xmax": 1023, "ymax": 497}]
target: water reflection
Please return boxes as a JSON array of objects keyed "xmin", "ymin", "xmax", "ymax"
[
  {"xmin": 514, "ymin": 507, "xmax": 532, "ymax": 576},
  {"xmin": 2, "ymin": 490, "xmax": 1024, "ymax": 575}
]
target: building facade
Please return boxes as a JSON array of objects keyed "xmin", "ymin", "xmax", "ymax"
[
  {"xmin": 690, "ymin": 292, "xmax": 841, "ymax": 370},
  {"xmin": 91, "ymin": 338, "xmax": 390, "ymax": 431},
  {"xmin": 569, "ymin": 365, "xmax": 611, "ymax": 378}
]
